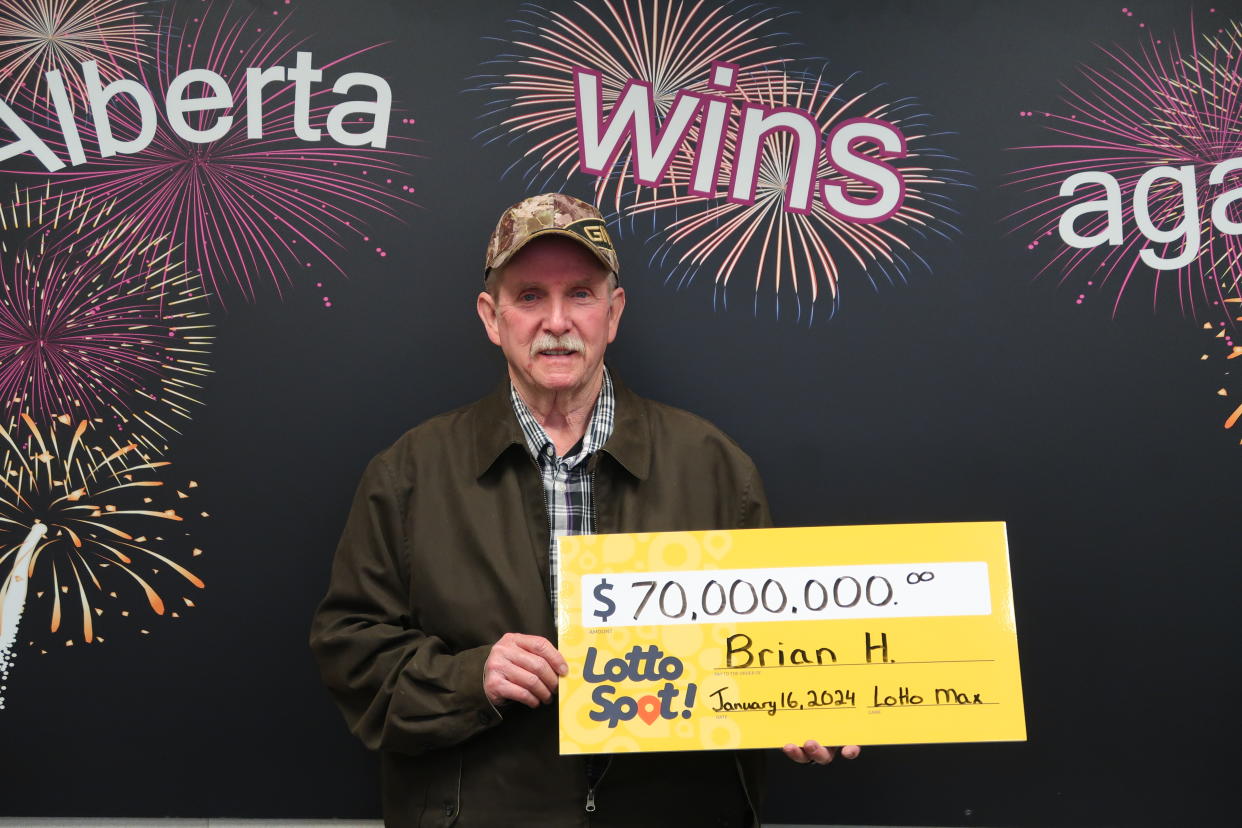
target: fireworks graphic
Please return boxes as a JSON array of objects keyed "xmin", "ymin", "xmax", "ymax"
[
  {"xmin": 23, "ymin": 0, "xmax": 413, "ymax": 303},
  {"xmin": 1009, "ymin": 13, "xmax": 1242, "ymax": 444},
  {"xmin": 1008, "ymin": 16, "xmax": 1242, "ymax": 315},
  {"xmin": 631, "ymin": 68, "xmax": 963, "ymax": 322},
  {"xmin": 476, "ymin": 1, "xmax": 963, "ymax": 320},
  {"xmin": 0, "ymin": 414, "xmax": 204, "ymax": 707},
  {"xmin": 0, "ymin": 0, "xmax": 152, "ymax": 109},
  {"xmin": 0, "ymin": 185, "xmax": 213, "ymax": 454},
  {"xmin": 473, "ymin": 0, "xmax": 792, "ymax": 217}
]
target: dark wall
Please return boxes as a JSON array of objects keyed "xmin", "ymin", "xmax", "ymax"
[{"xmin": 0, "ymin": 1, "xmax": 1236, "ymax": 826}]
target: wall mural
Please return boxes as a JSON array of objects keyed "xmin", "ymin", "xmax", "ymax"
[
  {"xmin": 0, "ymin": 1, "xmax": 1236, "ymax": 825},
  {"xmin": 0, "ymin": 0, "xmax": 411, "ymax": 709}
]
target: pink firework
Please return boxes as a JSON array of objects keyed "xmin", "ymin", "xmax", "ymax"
[
  {"xmin": 1008, "ymin": 17, "xmax": 1242, "ymax": 317},
  {"xmin": 630, "ymin": 68, "xmax": 963, "ymax": 323},
  {"xmin": 0, "ymin": 185, "xmax": 213, "ymax": 454},
  {"xmin": 473, "ymin": 0, "xmax": 791, "ymax": 218},
  {"xmin": 0, "ymin": 0, "xmax": 151, "ymax": 109},
  {"xmin": 23, "ymin": 0, "xmax": 414, "ymax": 303}
]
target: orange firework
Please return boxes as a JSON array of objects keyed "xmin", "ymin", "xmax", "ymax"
[{"xmin": 0, "ymin": 414, "xmax": 204, "ymax": 649}]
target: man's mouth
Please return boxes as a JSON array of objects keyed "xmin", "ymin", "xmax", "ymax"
[{"xmin": 531, "ymin": 333, "xmax": 585, "ymax": 358}]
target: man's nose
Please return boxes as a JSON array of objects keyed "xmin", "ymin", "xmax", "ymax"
[{"xmin": 544, "ymin": 296, "xmax": 572, "ymax": 333}]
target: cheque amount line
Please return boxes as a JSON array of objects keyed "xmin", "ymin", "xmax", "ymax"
[{"xmin": 605, "ymin": 574, "xmax": 903, "ymax": 623}]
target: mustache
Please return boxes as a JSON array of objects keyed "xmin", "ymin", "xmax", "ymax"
[{"xmin": 530, "ymin": 333, "xmax": 584, "ymax": 356}]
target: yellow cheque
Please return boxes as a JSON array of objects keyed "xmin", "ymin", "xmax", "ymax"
[{"xmin": 556, "ymin": 522, "xmax": 1025, "ymax": 754}]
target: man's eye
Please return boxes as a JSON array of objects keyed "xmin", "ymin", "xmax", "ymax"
[
  {"xmin": 519, "ymin": 292, "xmax": 538, "ymax": 302},
  {"xmin": 572, "ymin": 290, "xmax": 592, "ymax": 299}
]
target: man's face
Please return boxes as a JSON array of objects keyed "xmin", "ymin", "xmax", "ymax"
[{"xmin": 478, "ymin": 236, "xmax": 625, "ymax": 399}]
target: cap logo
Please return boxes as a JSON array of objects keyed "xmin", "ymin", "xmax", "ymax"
[{"xmin": 567, "ymin": 218, "xmax": 614, "ymax": 251}]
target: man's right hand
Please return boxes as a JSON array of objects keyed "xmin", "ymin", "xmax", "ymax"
[{"xmin": 484, "ymin": 633, "xmax": 569, "ymax": 708}]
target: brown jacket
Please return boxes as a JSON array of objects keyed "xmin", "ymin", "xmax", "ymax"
[{"xmin": 310, "ymin": 375, "xmax": 772, "ymax": 827}]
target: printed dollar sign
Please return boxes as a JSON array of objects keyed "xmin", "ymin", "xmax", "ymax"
[{"xmin": 592, "ymin": 578, "xmax": 615, "ymax": 622}]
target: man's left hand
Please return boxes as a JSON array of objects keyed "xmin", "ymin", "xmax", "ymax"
[{"xmin": 782, "ymin": 741, "xmax": 861, "ymax": 765}]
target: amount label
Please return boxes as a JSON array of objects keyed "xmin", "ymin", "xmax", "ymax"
[{"xmin": 581, "ymin": 562, "xmax": 990, "ymax": 628}]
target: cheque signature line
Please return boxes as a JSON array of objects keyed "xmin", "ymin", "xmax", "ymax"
[{"xmin": 715, "ymin": 658, "xmax": 995, "ymax": 671}]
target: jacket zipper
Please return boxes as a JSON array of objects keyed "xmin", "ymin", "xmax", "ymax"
[
  {"xmin": 584, "ymin": 755, "xmax": 612, "ymax": 812},
  {"xmin": 735, "ymin": 756, "xmax": 759, "ymax": 827},
  {"xmin": 583, "ymin": 462, "xmax": 608, "ymax": 814}
]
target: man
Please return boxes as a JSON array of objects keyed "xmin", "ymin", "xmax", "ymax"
[{"xmin": 310, "ymin": 193, "xmax": 857, "ymax": 827}]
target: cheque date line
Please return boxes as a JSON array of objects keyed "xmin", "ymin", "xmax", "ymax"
[
  {"xmin": 708, "ymin": 685, "xmax": 990, "ymax": 716},
  {"xmin": 708, "ymin": 686, "xmax": 857, "ymax": 715}
]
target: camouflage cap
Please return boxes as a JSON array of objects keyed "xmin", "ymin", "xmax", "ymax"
[{"xmin": 484, "ymin": 192, "xmax": 619, "ymax": 282}]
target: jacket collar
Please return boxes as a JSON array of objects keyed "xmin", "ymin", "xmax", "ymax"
[
  {"xmin": 600, "ymin": 372, "xmax": 650, "ymax": 480},
  {"xmin": 472, "ymin": 367, "xmax": 650, "ymax": 481}
]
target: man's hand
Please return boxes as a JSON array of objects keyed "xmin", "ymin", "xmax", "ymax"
[
  {"xmin": 782, "ymin": 741, "xmax": 862, "ymax": 765},
  {"xmin": 484, "ymin": 633, "xmax": 569, "ymax": 708}
]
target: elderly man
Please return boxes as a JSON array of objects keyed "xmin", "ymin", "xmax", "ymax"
[{"xmin": 310, "ymin": 193, "xmax": 856, "ymax": 827}]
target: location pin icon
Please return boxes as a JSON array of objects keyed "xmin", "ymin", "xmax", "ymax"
[{"xmin": 637, "ymin": 695, "xmax": 661, "ymax": 725}]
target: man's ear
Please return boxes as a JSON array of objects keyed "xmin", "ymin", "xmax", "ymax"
[
  {"xmin": 606, "ymin": 286, "xmax": 626, "ymax": 343},
  {"xmin": 477, "ymin": 290, "xmax": 502, "ymax": 346}
]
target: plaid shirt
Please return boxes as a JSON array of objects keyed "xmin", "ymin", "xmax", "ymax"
[{"xmin": 510, "ymin": 369, "xmax": 615, "ymax": 611}]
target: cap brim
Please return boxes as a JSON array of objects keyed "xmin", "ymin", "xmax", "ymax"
[{"xmin": 485, "ymin": 227, "xmax": 618, "ymax": 279}]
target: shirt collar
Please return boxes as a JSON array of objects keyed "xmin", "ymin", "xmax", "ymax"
[
  {"xmin": 510, "ymin": 369, "xmax": 615, "ymax": 466},
  {"xmin": 472, "ymin": 368, "xmax": 648, "ymax": 481}
]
